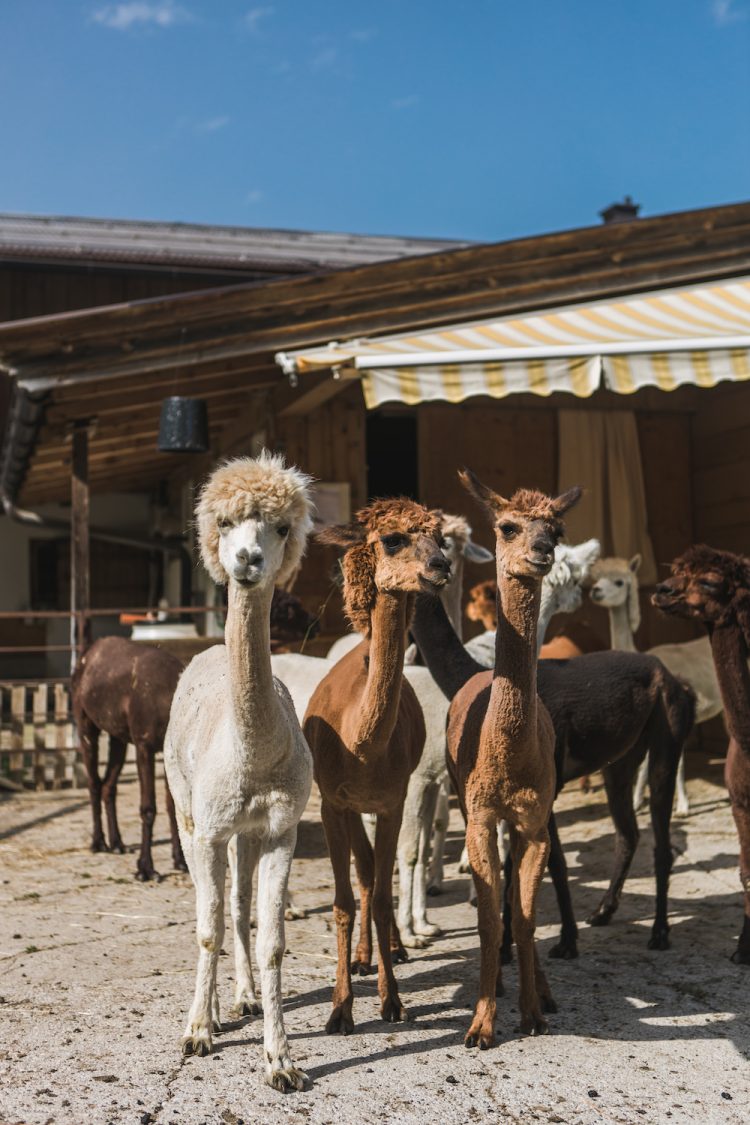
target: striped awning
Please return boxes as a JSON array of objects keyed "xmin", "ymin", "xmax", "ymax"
[{"xmin": 276, "ymin": 277, "xmax": 750, "ymax": 408}]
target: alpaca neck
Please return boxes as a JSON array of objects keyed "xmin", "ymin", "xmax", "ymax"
[
  {"xmin": 440, "ymin": 557, "xmax": 464, "ymax": 640},
  {"xmin": 354, "ymin": 591, "xmax": 409, "ymax": 750},
  {"xmin": 608, "ymin": 602, "xmax": 637, "ymax": 652},
  {"xmin": 411, "ymin": 594, "xmax": 484, "ymax": 701},
  {"xmin": 225, "ymin": 580, "xmax": 279, "ymax": 744},
  {"xmin": 708, "ymin": 623, "xmax": 750, "ymax": 749},
  {"xmin": 536, "ymin": 584, "xmax": 556, "ymax": 654},
  {"xmin": 492, "ymin": 568, "xmax": 541, "ymax": 728}
]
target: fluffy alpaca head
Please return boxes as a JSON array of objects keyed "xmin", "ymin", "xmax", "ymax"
[
  {"xmin": 437, "ymin": 513, "xmax": 494, "ymax": 570},
  {"xmin": 466, "ymin": 579, "xmax": 498, "ymax": 629},
  {"xmin": 459, "ymin": 469, "xmax": 582, "ymax": 581},
  {"xmin": 653, "ymin": 545, "xmax": 750, "ymax": 644},
  {"xmin": 318, "ymin": 498, "xmax": 448, "ymax": 634},
  {"xmin": 544, "ymin": 538, "xmax": 602, "ymax": 616},
  {"xmin": 590, "ymin": 553, "xmax": 641, "ymax": 633},
  {"xmin": 196, "ymin": 451, "xmax": 314, "ymax": 588}
]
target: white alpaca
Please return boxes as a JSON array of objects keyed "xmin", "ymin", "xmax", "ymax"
[
  {"xmin": 589, "ymin": 553, "xmax": 718, "ymax": 816},
  {"xmin": 431, "ymin": 537, "xmax": 601, "ymax": 895},
  {"xmin": 164, "ymin": 453, "xmax": 314, "ymax": 1093}
]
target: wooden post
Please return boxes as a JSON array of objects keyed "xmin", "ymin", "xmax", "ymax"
[{"xmin": 70, "ymin": 421, "xmax": 91, "ymax": 673}]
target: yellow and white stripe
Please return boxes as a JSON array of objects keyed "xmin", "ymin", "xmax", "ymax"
[{"xmin": 276, "ymin": 277, "xmax": 750, "ymax": 407}]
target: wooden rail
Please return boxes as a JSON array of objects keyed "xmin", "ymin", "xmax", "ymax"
[{"xmin": 0, "ymin": 679, "xmax": 82, "ymax": 790}]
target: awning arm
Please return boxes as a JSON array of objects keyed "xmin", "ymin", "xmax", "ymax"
[{"xmin": 352, "ymin": 335, "xmax": 750, "ymax": 369}]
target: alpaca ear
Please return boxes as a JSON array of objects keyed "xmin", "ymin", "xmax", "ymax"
[
  {"xmin": 458, "ymin": 468, "xmax": 507, "ymax": 518},
  {"xmin": 316, "ymin": 522, "xmax": 366, "ymax": 549},
  {"xmin": 629, "ymin": 553, "xmax": 642, "ymax": 574},
  {"xmin": 463, "ymin": 538, "xmax": 494, "ymax": 564},
  {"xmin": 550, "ymin": 485, "xmax": 583, "ymax": 516}
]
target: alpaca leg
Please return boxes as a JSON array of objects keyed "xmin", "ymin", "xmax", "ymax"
[
  {"xmin": 164, "ymin": 770, "xmax": 188, "ymax": 872},
  {"xmin": 510, "ymin": 827, "xmax": 552, "ymax": 1036},
  {"xmin": 427, "ymin": 778, "xmax": 451, "ymax": 894},
  {"xmin": 228, "ymin": 833, "xmax": 262, "ymax": 1018},
  {"xmin": 320, "ymin": 800, "xmax": 356, "ymax": 1033},
  {"xmin": 135, "ymin": 744, "xmax": 158, "ymax": 882},
  {"xmin": 726, "ymin": 742, "xmax": 750, "ymax": 964},
  {"xmin": 500, "ymin": 849, "xmax": 514, "ymax": 964},
  {"xmin": 79, "ymin": 717, "xmax": 106, "ymax": 852},
  {"xmin": 413, "ymin": 781, "xmax": 442, "ymax": 938},
  {"xmin": 633, "ymin": 754, "xmax": 649, "ymax": 812},
  {"xmin": 464, "ymin": 813, "xmax": 503, "ymax": 1049},
  {"xmin": 589, "ymin": 758, "xmax": 641, "ymax": 926},
  {"xmin": 101, "ymin": 737, "xmax": 127, "ymax": 853},
  {"xmin": 350, "ymin": 812, "xmax": 376, "ymax": 974},
  {"xmin": 646, "ymin": 748, "xmax": 677, "ymax": 951},
  {"xmin": 397, "ymin": 775, "xmax": 429, "ymax": 948},
  {"xmin": 546, "ymin": 811, "xmax": 579, "ymax": 960},
  {"xmin": 674, "ymin": 751, "xmax": 689, "ymax": 817},
  {"xmin": 373, "ymin": 812, "xmax": 409, "ymax": 1023},
  {"xmin": 182, "ymin": 837, "xmax": 227, "ymax": 1057},
  {"xmin": 256, "ymin": 827, "xmax": 308, "ymax": 1092}
]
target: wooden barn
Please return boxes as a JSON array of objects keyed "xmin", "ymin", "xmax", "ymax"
[{"xmin": 1, "ymin": 200, "xmax": 750, "ymax": 774}]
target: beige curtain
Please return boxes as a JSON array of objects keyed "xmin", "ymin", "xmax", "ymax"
[{"xmin": 558, "ymin": 410, "xmax": 657, "ymax": 585}]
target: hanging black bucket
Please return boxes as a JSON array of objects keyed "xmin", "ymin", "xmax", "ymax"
[{"xmin": 157, "ymin": 396, "xmax": 209, "ymax": 453}]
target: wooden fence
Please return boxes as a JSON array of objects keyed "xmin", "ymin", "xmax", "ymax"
[{"xmin": 0, "ymin": 680, "xmax": 84, "ymax": 790}]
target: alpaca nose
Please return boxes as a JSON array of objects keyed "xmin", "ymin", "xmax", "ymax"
[
  {"xmin": 655, "ymin": 582, "xmax": 672, "ymax": 597},
  {"xmin": 531, "ymin": 533, "xmax": 554, "ymax": 557},
  {"xmin": 236, "ymin": 547, "xmax": 263, "ymax": 567},
  {"xmin": 428, "ymin": 552, "xmax": 451, "ymax": 575}
]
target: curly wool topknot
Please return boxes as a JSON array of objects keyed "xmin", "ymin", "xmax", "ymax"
[{"xmin": 196, "ymin": 451, "xmax": 314, "ymax": 586}]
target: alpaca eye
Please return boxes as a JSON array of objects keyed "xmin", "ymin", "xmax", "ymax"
[
  {"xmin": 217, "ymin": 518, "xmax": 232, "ymax": 531},
  {"xmin": 381, "ymin": 533, "xmax": 406, "ymax": 555},
  {"xmin": 499, "ymin": 523, "xmax": 518, "ymax": 539},
  {"xmin": 277, "ymin": 526, "xmax": 290, "ymax": 538},
  {"xmin": 615, "ymin": 580, "xmax": 624, "ymax": 587}
]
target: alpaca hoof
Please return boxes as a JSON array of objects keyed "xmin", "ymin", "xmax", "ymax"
[
  {"xmin": 284, "ymin": 904, "xmax": 307, "ymax": 921},
  {"xmin": 675, "ymin": 801, "xmax": 690, "ymax": 818},
  {"xmin": 229, "ymin": 997, "xmax": 262, "ymax": 1020},
  {"xmin": 173, "ymin": 857, "xmax": 189, "ymax": 873},
  {"xmin": 464, "ymin": 1027, "xmax": 494, "ymax": 1050},
  {"xmin": 350, "ymin": 959, "xmax": 375, "ymax": 976},
  {"xmin": 458, "ymin": 861, "xmax": 472, "ymax": 875},
  {"xmin": 548, "ymin": 938, "xmax": 578, "ymax": 960},
  {"xmin": 426, "ymin": 883, "xmax": 443, "ymax": 897},
  {"xmin": 541, "ymin": 994, "xmax": 558, "ymax": 1014},
  {"xmin": 181, "ymin": 1032, "xmax": 212, "ymax": 1057},
  {"xmin": 400, "ymin": 932, "xmax": 428, "ymax": 950},
  {"xmin": 267, "ymin": 1064, "xmax": 309, "ymax": 1093},
  {"xmin": 518, "ymin": 1015, "xmax": 549, "ymax": 1036},
  {"xmin": 587, "ymin": 906, "xmax": 614, "ymax": 927},
  {"xmin": 381, "ymin": 996, "xmax": 408, "ymax": 1023},
  {"xmin": 391, "ymin": 944, "xmax": 409, "ymax": 964},
  {"xmin": 91, "ymin": 837, "xmax": 110, "ymax": 854},
  {"xmin": 647, "ymin": 928, "xmax": 671, "ymax": 951},
  {"xmin": 414, "ymin": 921, "xmax": 441, "ymax": 939},
  {"xmin": 135, "ymin": 866, "xmax": 159, "ymax": 882},
  {"xmin": 730, "ymin": 947, "xmax": 750, "ymax": 965},
  {"xmin": 110, "ymin": 839, "xmax": 126, "ymax": 855},
  {"xmin": 326, "ymin": 1006, "xmax": 354, "ymax": 1036}
]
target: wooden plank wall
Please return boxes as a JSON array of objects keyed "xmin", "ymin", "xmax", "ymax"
[
  {"xmin": 692, "ymin": 383, "xmax": 750, "ymax": 556},
  {"xmin": 275, "ymin": 385, "xmax": 367, "ymax": 638},
  {"xmin": 0, "ymin": 681, "xmax": 82, "ymax": 789}
]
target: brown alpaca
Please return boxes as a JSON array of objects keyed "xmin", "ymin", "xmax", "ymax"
[
  {"xmin": 448, "ymin": 473, "xmax": 581, "ymax": 1047},
  {"xmin": 72, "ymin": 635, "xmax": 186, "ymax": 880},
  {"xmin": 303, "ymin": 499, "xmax": 450, "ymax": 1033},
  {"xmin": 466, "ymin": 579, "xmax": 498, "ymax": 631},
  {"xmin": 654, "ymin": 545, "xmax": 750, "ymax": 964}
]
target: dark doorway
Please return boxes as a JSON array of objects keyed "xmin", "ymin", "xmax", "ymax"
[{"xmin": 366, "ymin": 411, "xmax": 418, "ymax": 500}]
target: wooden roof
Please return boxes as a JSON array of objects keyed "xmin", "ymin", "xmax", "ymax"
[{"xmin": 2, "ymin": 200, "xmax": 750, "ymax": 505}]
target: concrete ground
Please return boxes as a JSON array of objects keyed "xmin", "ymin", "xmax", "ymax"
[{"xmin": 1, "ymin": 750, "xmax": 749, "ymax": 1125}]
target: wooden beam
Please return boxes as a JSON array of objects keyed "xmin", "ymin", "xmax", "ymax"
[{"xmin": 70, "ymin": 421, "xmax": 90, "ymax": 671}]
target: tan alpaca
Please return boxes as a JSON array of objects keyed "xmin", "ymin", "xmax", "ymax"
[
  {"xmin": 447, "ymin": 472, "xmax": 581, "ymax": 1047},
  {"xmin": 303, "ymin": 499, "xmax": 450, "ymax": 1034}
]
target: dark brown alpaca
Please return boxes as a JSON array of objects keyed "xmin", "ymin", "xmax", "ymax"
[
  {"xmin": 449, "ymin": 474, "xmax": 581, "ymax": 1047},
  {"xmin": 269, "ymin": 587, "xmax": 320, "ymax": 651},
  {"xmin": 303, "ymin": 499, "xmax": 449, "ymax": 1034},
  {"xmin": 72, "ymin": 635, "xmax": 186, "ymax": 880},
  {"xmin": 411, "ymin": 586, "xmax": 694, "ymax": 960},
  {"xmin": 654, "ymin": 545, "xmax": 750, "ymax": 964}
]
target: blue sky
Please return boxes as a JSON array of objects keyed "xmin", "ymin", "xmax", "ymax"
[{"xmin": 1, "ymin": 1, "xmax": 748, "ymax": 241}]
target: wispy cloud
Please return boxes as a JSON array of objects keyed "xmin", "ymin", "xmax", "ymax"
[
  {"xmin": 711, "ymin": 0, "xmax": 747, "ymax": 25},
  {"xmin": 311, "ymin": 45, "xmax": 337, "ymax": 71},
  {"xmin": 391, "ymin": 94, "xmax": 419, "ymax": 111},
  {"xmin": 196, "ymin": 115, "xmax": 229, "ymax": 133},
  {"xmin": 91, "ymin": 2, "xmax": 191, "ymax": 30},
  {"xmin": 350, "ymin": 27, "xmax": 377, "ymax": 43},
  {"xmin": 243, "ymin": 6, "xmax": 274, "ymax": 34},
  {"xmin": 245, "ymin": 189, "xmax": 264, "ymax": 205}
]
